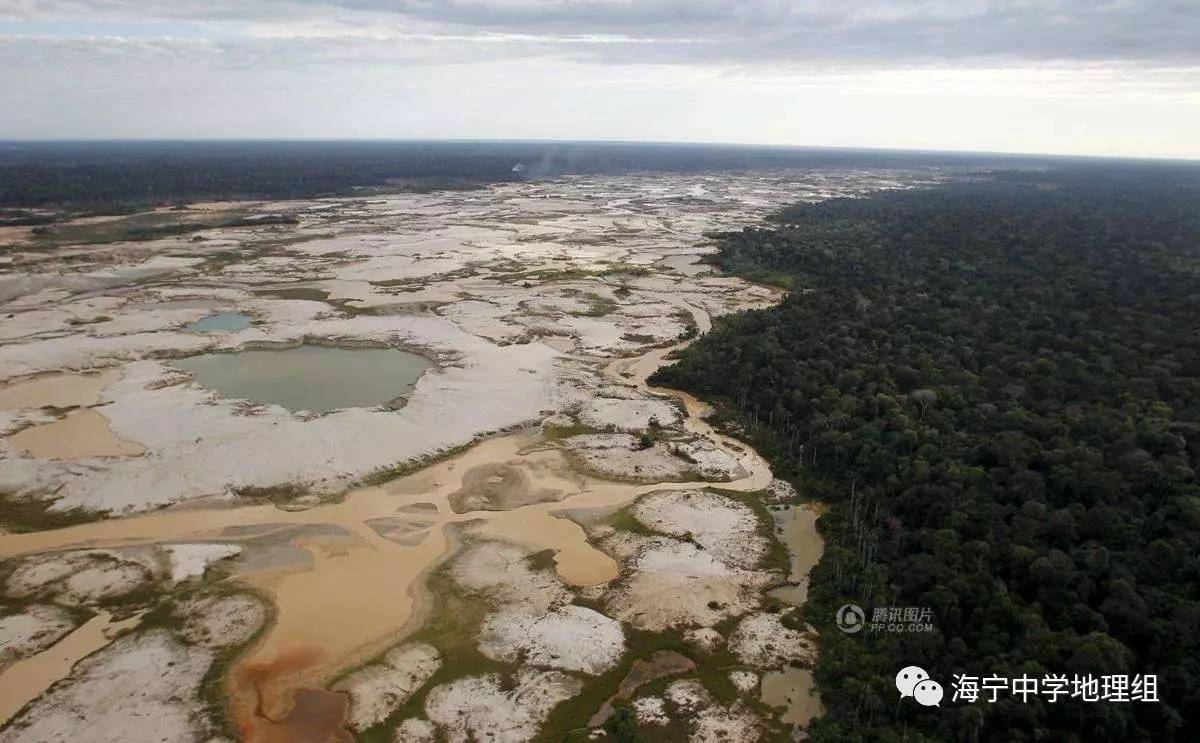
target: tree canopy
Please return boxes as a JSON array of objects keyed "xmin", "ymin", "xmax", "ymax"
[{"xmin": 653, "ymin": 168, "xmax": 1200, "ymax": 742}]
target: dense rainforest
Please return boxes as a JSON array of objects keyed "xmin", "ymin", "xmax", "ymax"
[
  {"xmin": 652, "ymin": 169, "xmax": 1200, "ymax": 741},
  {"xmin": 0, "ymin": 140, "xmax": 1063, "ymax": 208}
]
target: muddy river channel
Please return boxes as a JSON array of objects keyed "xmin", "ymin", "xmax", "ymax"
[{"xmin": 0, "ymin": 170, "xmax": 923, "ymax": 741}]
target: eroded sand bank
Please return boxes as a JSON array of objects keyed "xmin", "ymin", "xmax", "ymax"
[
  {"xmin": 0, "ymin": 170, "xmax": 921, "ymax": 740},
  {"xmin": 0, "ymin": 318, "xmax": 775, "ymax": 735}
]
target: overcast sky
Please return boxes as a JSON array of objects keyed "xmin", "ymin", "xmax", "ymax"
[{"xmin": 1, "ymin": 1, "xmax": 1197, "ymax": 158}]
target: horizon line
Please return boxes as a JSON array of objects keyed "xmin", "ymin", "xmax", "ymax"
[{"xmin": 2, "ymin": 137, "xmax": 1197, "ymax": 166}]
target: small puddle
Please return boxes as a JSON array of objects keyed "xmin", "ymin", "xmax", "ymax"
[
  {"xmin": 8, "ymin": 409, "xmax": 146, "ymax": 459},
  {"xmin": 761, "ymin": 667, "xmax": 823, "ymax": 727},
  {"xmin": 185, "ymin": 312, "xmax": 253, "ymax": 333},
  {"xmin": 0, "ymin": 370, "xmax": 119, "ymax": 410},
  {"xmin": 174, "ymin": 345, "xmax": 434, "ymax": 413},
  {"xmin": 768, "ymin": 503, "xmax": 825, "ymax": 607},
  {"xmin": 656, "ymin": 253, "xmax": 710, "ymax": 276}
]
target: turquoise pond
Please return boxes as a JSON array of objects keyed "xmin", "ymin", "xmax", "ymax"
[
  {"xmin": 173, "ymin": 345, "xmax": 434, "ymax": 413},
  {"xmin": 185, "ymin": 312, "xmax": 253, "ymax": 333}
]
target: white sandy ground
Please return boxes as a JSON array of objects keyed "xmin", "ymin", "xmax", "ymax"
[
  {"xmin": 4, "ymin": 550, "xmax": 152, "ymax": 606},
  {"xmin": 728, "ymin": 608, "xmax": 819, "ymax": 670},
  {"xmin": 450, "ymin": 541, "xmax": 572, "ymax": 612},
  {"xmin": 478, "ymin": 604, "xmax": 625, "ymax": 675},
  {"xmin": 631, "ymin": 489, "xmax": 768, "ymax": 569},
  {"xmin": 730, "ymin": 670, "xmax": 760, "ymax": 695},
  {"xmin": 0, "ymin": 315, "xmax": 580, "ymax": 514},
  {"xmin": 684, "ymin": 627, "xmax": 725, "ymax": 654},
  {"xmin": 642, "ymin": 679, "xmax": 763, "ymax": 742},
  {"xmin": 0, "ymin": 170, "xmax": 922, "ymax": 740},
  {"xmin": 162, "ymin": 543, "xmax": 243, "ymax": 583},
  {"xmin": 451, "ymin": 540, "xmax": 626, "ymax": 676},
  {"xmin": 576, "ymin": 393, "xmax": 681, "ymax": 432},
  {"xmin": 423, "ymin": 669, "xmax": 583, "ymax": 743},
  {"xmin": 0, "ymin": 171, "xmax": 920, "ymax": 518},
  {"xmin": 393, "ymin": 717, "xmax": 437, "ymax": 742},
  {"xmin": 597, "ymin": 489, "xmax": 780, "ymax": 632},
  {"xmin": 0, "ymin": 630, "xmax": 217, "ymax": 743},
  {"xmin": 0, "ymin": 605, "xmax": 76, "ymax": 672},
  {"xmin": 175, "ymin": 592, "xmax": 267, "ymax": 649},
  {"xmin": 562, "ymin": 433, "xmax": 745, "ymax": 483},
  {"xmin": 333, "ymin": 642, "xmax": 442, "ymax": 732}
]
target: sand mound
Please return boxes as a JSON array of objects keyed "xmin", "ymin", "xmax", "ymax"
[
  {"xmin": 577, "ymin": 395, "xmax": 681, "ymax": 432},
  {"xmin": 176, "ymin": 592, "xmax": 267, "ymax": 649},
  {"xmin": 424, "ymin": 669, "xmax": 581, "ymax": 743},
  {"xmin": 728, "ymin": 609, "xmax": 818, "ymax": 670},
  {"xmin": 450, "ymin": 541, "xmax": 572, "ymax": 612},
  {"xmin": 334, "ymin": 642, "xmax": 442, "ymax": 732},
  {"xmin": 478, "ymin": 604, "xmax": 624, "ymax": 675},
  {"xmin": 632, "ymin": 489, "xmax": 767, "ymax": 569},
  {"xmin": 447, "ymin": 463, "xmax": 562, "ymax": 513},
  {"xmin": 4, "ymin": 550, "xmax": 152, "ymax": 606},
  {"xmin": 0, "ymin": 605, "xmax": 76, "ymax": 671},
  {"xmin": 2, "ymin": 630, "xmax": 215, "ymax": 743}
]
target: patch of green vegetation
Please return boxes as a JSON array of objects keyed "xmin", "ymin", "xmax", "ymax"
[
  {"xmin": 367, "ymin": 277, "xmax": 422, "ymax": 288},
  {"xmin": 707, "ymin": 487, "xmax": 792, "ymax": 574},
  {"xmin": 0, "ymin": 210, "xmax": 57, "ymax": 227},
  {"xmin": 525, "ymin": 549, "xmax": 559, "ymax": 573},
  {"xmin": 21, "ymin": 207, "xmax": 252, "ymax": 249},
  {"xmin": 570, "ymin": 293, "xmax": 619, "ymax": 318},
  {"xmin": 596, "ymin": 262, "xmax": 652, "ymax": 278},
  {"xmin": 354, "ymin": 443, "xmax": 473, "ymax": 489},
  {"xmin": 0, "ymin": 491, "xmax": 97, "ymax": 532},
  {"xmin": 195, "ymin": 585, "xmax": 278, "ymax": 737},
  {"xmin": 66, "ymin": 315, "xmax": 112, "ymax": 326},
  {"xmin": 353, "ymin": 567, "xmax": 506, "ymax": 742},
  {"xmin": 231, "ymin": 482, "xmax": 315, "ymax": 509},
  {"xmin": 537, "ymin": 617, "xmax": 765, "ymax": 741},
  {"xmin": 673, "ymin": 310, "xmax": 700, "ymax": 341},
  {"xmin": 494, "ymin": 266, "xmax": 598, "ymax": 284},
  {"xmin": 251, "ymin": 287, "xmax": 331, "ymax": 302},
  {"xmin": 602, "ymin": 503, "xmax": 661, "ymax": 541},
  {"xmin": 602, "ymin": 707, "xmax": 640, "ymax": 742},
  {"xmin": 539, "ymin": 422, "xmax": 600, "ymax": 441}
]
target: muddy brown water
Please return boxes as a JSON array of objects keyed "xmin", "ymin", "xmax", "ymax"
[
  {"xmin": 761, "ymin": 667, "xmax": 824, "ymax": 727},
  {"xmin": 0, "ymin": 296, "xmax": 815, "ymax": 740},
  {"xmin": 8, "ymin": 409, "xmax": 146, "ymax": 459},
  {"xmin": 0, "ymin": 370, "xmax": 118, "ymax": 410},
  {"xmin": 768, "ymin": 503, "xmax": 826, "ymax": 608},
  {"xmin": 0, "ymin": 611, "xmax": 143, "ymax": 724}
]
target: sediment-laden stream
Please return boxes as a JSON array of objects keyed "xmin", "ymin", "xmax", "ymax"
[{"xmin": 0, "ymin": 170, "xmax": 923, "ymax": 740}]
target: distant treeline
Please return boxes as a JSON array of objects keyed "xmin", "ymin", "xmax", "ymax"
[
  {"xmin": 0, "ymin": 139, "xmax": 1148, "ymax": 208},
  {"xmin": 653, "ymin": 166, "xmax": 1200, "ymax": 741}
]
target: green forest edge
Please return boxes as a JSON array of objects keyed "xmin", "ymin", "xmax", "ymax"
[
  {"xmin": 650, "ymin": 166, "xmax": 1200, "ymax": 742},
  {"xmin": 337, "ymin": 485, "xmax": 798, "ymax": 743}
]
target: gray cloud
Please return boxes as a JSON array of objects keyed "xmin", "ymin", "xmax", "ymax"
[{"xmin": 3, "ymin": 0, "xmax": 1199, "ymax": 68}]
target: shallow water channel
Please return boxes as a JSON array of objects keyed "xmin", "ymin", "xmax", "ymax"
[{"xmin": 174, "ymin": 345, "xmax": 433, "ymax": 413}]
